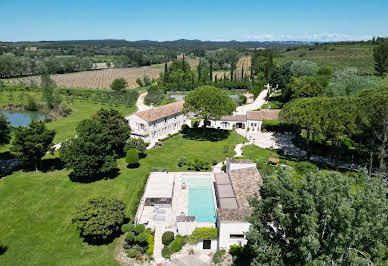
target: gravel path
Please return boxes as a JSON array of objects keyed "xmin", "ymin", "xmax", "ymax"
[
  {"xmin": 234, "ymin": 85, "xmax": 269, "ymax": 114},
  {"xmin": 136, "ymin": 92, "xmax": 152, "ymax": 112}
]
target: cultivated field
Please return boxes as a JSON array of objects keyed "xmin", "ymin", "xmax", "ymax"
[
  {"xmin": 4, "ymin": 57, "xmax": 200, "ymax": 90},
  {"xmin": 213, "ymin": 56, "xmax": 252, "ymax": 80},
  {"xmin": 4, "ymin": 66, "xmax": 162, "ymax": 89},
  {"xmin": 278, "ymin": 45, "xmax": 375, "ymax": 75}
]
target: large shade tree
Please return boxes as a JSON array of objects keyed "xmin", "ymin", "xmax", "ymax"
[
  {"xmin": 246, "ymin": 170, "xmax": 388, "ymax": 265},
  {"xmin": 11, "ymin": 122, "xmax": 55, "ymax": 170},
  {"xmin": 92, "ymin": 108, "xmax": 131, "ymax": 157},
  {"xmin": 59, "ymin": 119, "xmax": 117, "ymax": 182},
  {"xmin": 183, "ymin": 86, "xmax": 236, "ymax": 135}
]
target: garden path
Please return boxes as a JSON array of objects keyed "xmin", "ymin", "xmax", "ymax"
[{"xmin": 136, "ymin": 92, "xmax": 152, "ymax": 112}]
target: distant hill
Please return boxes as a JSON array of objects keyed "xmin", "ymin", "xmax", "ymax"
[{"xmin": 0, "ymin": 39, "xmax": 315, "ymax": 50}]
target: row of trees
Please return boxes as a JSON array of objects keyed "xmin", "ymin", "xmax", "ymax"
[
  {"xmin": 281, "ymin": 88, "xmax": 388, "ymax": 173},
  {"xmin": 0, "ymin": 55, "xmax": 93, "ymax": 78}
]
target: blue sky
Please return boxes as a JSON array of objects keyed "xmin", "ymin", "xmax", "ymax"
[{"xmin": 1, "ymin": 0, "xmax": 387, "ymax": 42}]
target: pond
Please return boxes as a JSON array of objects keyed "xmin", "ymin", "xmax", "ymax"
[{"xmin": 1, "ymin": 111, "xmax": 47, "ymax": 127}]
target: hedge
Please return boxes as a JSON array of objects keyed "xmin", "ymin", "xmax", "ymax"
[
  {"xmin": 170, "ymin": 235, "xmax": 185, "ymax": 253},
  {"xmin": 188, "ymin": 227, "xmax": 218, "ymax": 245},
  {"xmin": 262, "ymin": 120, "xmax": 298, "ymax": 133},
  {"xmin": 145, "ymin": 231, "xmax": 154, "ymax": 256}
]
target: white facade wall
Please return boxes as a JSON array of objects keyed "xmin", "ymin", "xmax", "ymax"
[
  {"xmin": 218, "ymin": 222, "xmax": 251, "ymax": 249},
  {"xmin": 127, "ymin": 113, "xmax": 186, "ymax": 142},
  {"xmin": 247, "ymin": 120, "xmax": 262, "ymax": 132},
  {"xmin": 193, "ymin": 239, "xmax": 218, "ymax": 251},
  {"xmin": 227, "ymin": 163, "xmax": 257, "ymax": 172}
]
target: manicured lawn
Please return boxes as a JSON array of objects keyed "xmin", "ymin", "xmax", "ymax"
[
  {"xmin": 0, "ymin": 89, "xmax": 136, "ymax": 143},
  {"xmin": 0, "ymin": 133, "xmax": 244, "ymax": 265}
]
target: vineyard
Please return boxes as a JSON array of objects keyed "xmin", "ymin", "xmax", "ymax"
[
  {"xmin": 277, "ymin": 45, "xmax": 375, "ymax": 75},
  {"xmin": 4, "ymin": 66, "xmax": 162, "ymax": 89},
  {"xmin": 213, "ymin": 56, "xmax": 252, "ymax": 80}
]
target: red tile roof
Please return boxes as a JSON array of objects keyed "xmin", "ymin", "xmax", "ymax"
[{"xmin": 135, "ymin": 101, "xmax": 184, "ymax": 123}]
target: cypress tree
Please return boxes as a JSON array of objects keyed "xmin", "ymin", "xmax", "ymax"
[
  {"xmin": 164, "ymin": 62, "xmax": 168, "ymax": 85},
  {"xmin": 182, "ymin": 53, "xmax": 185, "ymax": 72},
  {"xmin": 210, "ymin": 62, "xmax": 213, "ymax": 82},
  {"xmin": 198, "ymin": 58, "xmax": 201, "ymax": 83},
  {"xmin": 241, "ymin": 65, "xmax": 244, "ymax": 81},
  {"xmin": 230, "ymin": 66, "xmax": 234, "ymax": 82},
  {"xmin": 215, "ymin": 75, "xmax": 218, "ymax": 83}
]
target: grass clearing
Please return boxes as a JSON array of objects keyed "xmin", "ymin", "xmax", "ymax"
[{"xmin": 0, "ymin": 133, "xmax": 244, "ymax": 265}]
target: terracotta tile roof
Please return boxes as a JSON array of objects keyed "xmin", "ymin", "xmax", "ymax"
[
  {"xmin": 247, "ymin": 110, "xmax": 281, "ymax": 121},
  {"xmin": 229, "ymin": 167, "xmax": 262, "ymax": 208},
  {"xmin": 219, "ymin": 114, "xmax": 247, "ymax": 122},
  {"xmin": 217, "ymin": 208, "xmax": 252, "ymax": 222},
  {"xmin": 135, "ymin": 101, "xmax": 184, "ymax": 123}
]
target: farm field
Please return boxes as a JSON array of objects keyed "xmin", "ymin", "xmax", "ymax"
[
  {"xmin": 0, "ymin": 133, "xmax": 245, "ymax": 266},
  {"xmin": 3, "ymin": 57, "xmax": 200, "ymax": 90},
  {"xmin": 277, "ymin": 45, "xmax": 375, "ymax": 75},
  {"xmin": 4, "ymin": 66, "xmax": 162, "ymax": 90},
  {"xmin": 213, "ymin": 56, "xmax": 252, "ymax": 80}
]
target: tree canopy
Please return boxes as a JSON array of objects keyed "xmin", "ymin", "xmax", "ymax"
[
  {"xmin": 373, "ymin": 40, "xmax": 388, "ymax": 76},
  {"xmin": 110, "ymin": 78, "xmax": 128, "ymax": 91},
  {"xmin": 246, "ymin": 170, "xmax": 388, "ymax": 265},
  {"xmin": 10, "ymin": 122, "xmax": 55, "ymax": 170},
  {"xmin": 183, "ymin": 86, "xmax": 235, "ymax": 133},
  {"xmin": 72, "ymin": 197, "xmax": 126, "ymax": 244},
  {"xmin": 0, "ymin": 114, "xmax": 11, "ymax": 147},
  {"xmin": 92, "ymin": 108, "xmax": 131, "ymax": 157},
  {"xmin": 59, "ymin": 119, "xmax": 117, "ymax": 182}
]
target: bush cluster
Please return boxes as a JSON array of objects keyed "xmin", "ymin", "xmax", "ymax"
[
  {"xmin": 121, "ymin": 223, "xmax": 153, "ymax": 259},
  {"xmin": 187, "ymin": 159, "xmax": 211, "ymax": 171},
  {"xmin": 212, "ymin": 249, "xmax": 226, "ymax": 264},
  {"xmin": 161, "ymin": 246, "xmax": 172, "ymax": 259}
]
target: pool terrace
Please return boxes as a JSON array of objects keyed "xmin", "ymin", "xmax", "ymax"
[{"xmin": 135, "ymin": 172, "xmax": 217, "ymax": 235}]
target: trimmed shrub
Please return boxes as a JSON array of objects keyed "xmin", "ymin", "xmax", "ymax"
[
  {"xmin": 145, "ymin": 231, "xmax": 154, "ymax": 256},
  {"xmin": 134, "ymin": 224, "xmax": 145, "ymax": 234},
  {"xmin": 162, "ymin": 231, "xmax": 175, "ymax": 245},
  {"xmin": 127, "ymin": 247, "xmax": 139, "ymax": 258},
  {"xmin": 135, "ymin": 232, "xmax": 147, "ymax": 244},
  {"xmin": 212, "ymin": 249, "xmax": 226, "ymax": 263},
  {"xmin": 126, "ymin": 148, "xmax": 139, "ymax": 165},
  {"xmin": 121, "ymin": 223, "xmax": 134, "ymax": 233},
  {"xmin": 125, "ymin": 231, "xmax": 135, "ymax": 242},
  {"xmin": 161, "ymin": 246, "xmax": 172, "ymax": 259},
  {"xmin": 170, "ymin": 235, "xmax": 185, "ymax": 253},
  {"xmin": 261, "ymin": 120, "xmax": 298, "ymax": 133},
  {"xmin": 229, "ymin": 244, "xmax": 243, "ymax": 256},
  {"xmin": 188, "ymin": 228, "xmax": 218, "ymax": 245},
  {"xmin": 177, "ymin": 156, "xmax": 187, "ymax": 167}
]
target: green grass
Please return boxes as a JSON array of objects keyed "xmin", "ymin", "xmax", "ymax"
[
  {"xmin": 0, "ymin": 89, "xmax": 137, "ymax": 143},
  {"xmin": 278, "ymin": 45, "xmax": 376, "ymax": 75},
  {"xmin": 0, "ymin": 133, "xmax": 244, "ymax": 265}
]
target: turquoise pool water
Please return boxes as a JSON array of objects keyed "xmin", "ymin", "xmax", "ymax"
[{"xmin": 183, "ymin": 177, "xmax": 216, "ymax": 223}]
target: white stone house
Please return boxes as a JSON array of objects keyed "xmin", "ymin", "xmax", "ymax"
[
  {"xmin": 126, "ymin": 101, "xmax": 185, "ymax": 143},
  {"xmin": 215, "ymin": 160, "xmax": 262, "ymax": 250},
  {"xmin": 209, "ymin": 110, "xmax": 280, "ymax": 132}
]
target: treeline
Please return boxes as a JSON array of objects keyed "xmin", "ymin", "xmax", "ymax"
[
  {"xmin": 281, "ymin": 88, "xmax": 388, "ymax": 173},
  {"xmin": 0, "ymin": 55, "xmax": 93, "ymax": 78}
]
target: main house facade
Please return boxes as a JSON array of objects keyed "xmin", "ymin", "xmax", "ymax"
[{"xmin": 126, "ymin": 101, "xmax": 186, "ymax": 143}]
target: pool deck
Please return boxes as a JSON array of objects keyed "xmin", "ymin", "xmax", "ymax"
[{"xmin": 136, "ymin": 172, "xmax": 217, "ymax": 264}]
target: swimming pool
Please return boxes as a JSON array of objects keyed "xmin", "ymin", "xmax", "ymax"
[{"xmin": 182, "ymin": 176, "xmax": 217, "ymax": 223}]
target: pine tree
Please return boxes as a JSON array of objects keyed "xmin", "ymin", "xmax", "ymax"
[
  {"xmin": 164, "ymin": 62, "xmax": 168, "ymax": 85},
  {"xmin": 209, "ymin": 62, "xmax": 213, "ymax": 82}
]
